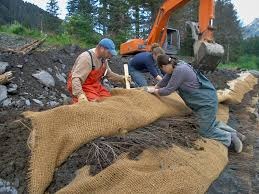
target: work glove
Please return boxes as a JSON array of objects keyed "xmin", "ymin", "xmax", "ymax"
[
  {"xmin": 78, "ymin": 93, "xmax": 88, "ymax": 103},
  {"xmin": 0, "ymin": 71, "xmax": 13, "ymax": 84},
  {"xmin": 143, "ymin": 86, "xmax": 156, "ymax": 93}
]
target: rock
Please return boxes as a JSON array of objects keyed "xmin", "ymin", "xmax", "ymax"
[
  {"xmin": 14, "ymin": 100, "xmax": 25, "ymax": 108},
  {"xmin": 0, "ymin": 85, "xmax": 7, "ymax": 102},
  {"xmin": 0, "ymin": 61, "xmax": 9, "ymax": 74},
  {"xmin": 63, "ymin": 45, "xmax": 78, "ymax": 56},
  {"xmin": 2, "ymin": 98, "xmax": 12, "ymax": 107},
  {"xmin": 58, "ymin": 59, "xmax": 63, "ymax": 64},
  {"xmin": 61, "ymin": 93, "xmax": 68, "ymax": 98},
  {"xmin": 53, "ymin": 58, "xmax": 63, "ymax": 64},
  {"xmin": 47, "ymin": 68, "xmax": 53, "ymax": 72},
  {"xmin": 20, "ymin": 97, "xmax": 26, "ymax": 101},
  {"xmin": 56, "ymin": 72, "xmax": 66, "ymax": 83},
  {"xmin": 38, "ymin": 95, "xmax": 45, "ymax": 99},
  {"xmin": 47, "ymin": 101, "xmax": 59, "ymax": 107},
  {"xmin": 25, "ymin": 99, "xmax": 31, "ymax": 106},
  {"xmin": 32, "ymin": 70, "xmax": 55, "ymax": 87},
  {"xmin": 32, "ymin": 99, "xmax": 44, "ymax": 106},
  {"xmin": 61, "ymin": 93, "xmax": 71, "ymax": 104},
  {"xmin": 7, "ymin": 84, "xmax": 18, "ymax": 94},
  {"xmin": 16, "ymin": 65, "xmax": 23, "ymax": 69},
  {"xmin": 50, "ymin": 91, "xmax": 57, "ymax": 96},
  {"xmin": 0, "ymin": 178, "xmax": 18, "ymax": 194},
  {"xmin": 21, "ymin": 92, "xmax": 29, "ymax": 95},
  {"xmin": 61, "ymin": 73, "xmax": 67, "ymax": 78},
  {"xmin": 62, "ymin": 64, "xmax": 66, "ymax": 70},
  {"xmin": 13, "ymin": 177, "xmax": 19, "ymax": 188},
  {"xmin": 49, "ymin": 96, "xmax": 57, "ymax": 100}
]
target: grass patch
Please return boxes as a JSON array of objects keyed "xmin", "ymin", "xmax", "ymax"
[
  {"xmin": 0, "ymin": 22, "xmax": 89, "ymax": 47},
  {"xmin": 219, "ymin": 55, "xmax": 259, "ymax": 70}
]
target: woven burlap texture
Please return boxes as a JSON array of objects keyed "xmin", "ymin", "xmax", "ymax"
[
  {"xmin": 56, "ymin": 140, "xmax": 227, "ymax": 194},
  {"xmin": 24, "ymin": 72, "xmax": 257, "ymax": 194},
  {"xmin": 217, "ymin": 72, "xmax": 258, "ymax": 104},
  {"xmin": 25, "ymin": 89, "xmax": 191, "ymax": 194}
]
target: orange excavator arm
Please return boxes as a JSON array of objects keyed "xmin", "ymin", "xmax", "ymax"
[
  {"xmin": 120, "ymin": 0, "xmax": 224, "ymax": 71},
  {"xmin": 120, "ymin": 0, "xmax": 215, "ymax": 54}
]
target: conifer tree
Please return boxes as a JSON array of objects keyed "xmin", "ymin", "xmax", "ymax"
[
  {"xmin": 46, "ymin": 0, "xmax": 59, "ymax": 17},
  {"xmin": 67, "ymin": 0, "xmax": 79, "ymax": 16}
]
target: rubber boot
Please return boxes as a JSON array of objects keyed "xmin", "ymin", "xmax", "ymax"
[{"xmin": 231, "ymin": 133, "xmax": 243, "ymax": 153}]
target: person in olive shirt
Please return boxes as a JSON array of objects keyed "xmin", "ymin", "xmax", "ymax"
[{"xmin": 128, "ymin": 43, "xmax": 165, "ymax": 87}]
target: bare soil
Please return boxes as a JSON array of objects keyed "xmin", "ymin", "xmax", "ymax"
[{"xmin": 207, "ymin": 83, "xmax": 259, "ymax": 194}]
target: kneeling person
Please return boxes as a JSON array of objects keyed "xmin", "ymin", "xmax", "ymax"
[
  {"xmin": 145, "ymin": 54, "xmax": 245, "ymax": 153},
  {"xmin": 67, "ymin": 38, "xmax": 129, "ymax": 103}
]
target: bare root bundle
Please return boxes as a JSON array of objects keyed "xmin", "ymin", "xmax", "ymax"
[{"xmin": 46, "ymin": 116, "xmax": 200, "ymax": 193}]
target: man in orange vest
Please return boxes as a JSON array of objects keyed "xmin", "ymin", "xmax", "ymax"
[{"xmin": 67, "ymin": 38, "xmax": 130, "ymax": 103}]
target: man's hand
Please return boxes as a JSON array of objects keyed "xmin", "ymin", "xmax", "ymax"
[
  {"xmin": 122, "ymin": 75, "xmax": 132, "ymax": 83},
  {"xmin": 78, "ymin": 93, "xmax": 88, "ymax": 103}
]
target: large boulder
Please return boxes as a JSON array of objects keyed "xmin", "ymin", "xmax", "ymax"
[{"xmin": 32, "ymin": 70, "xmax": 55, "ymax": 87}]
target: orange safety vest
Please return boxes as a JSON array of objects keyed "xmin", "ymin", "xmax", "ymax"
[{"xmin": 67, "ymin": 54, "xmax": 111, "ymax": 103}]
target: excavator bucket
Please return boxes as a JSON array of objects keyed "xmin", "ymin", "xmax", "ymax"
[{"xmin": 193, "ymin": 40, "xmax": 224, "ymax": 72}]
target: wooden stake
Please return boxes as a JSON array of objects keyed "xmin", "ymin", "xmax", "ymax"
[{"xmin": 124, "ymin": 63, "xmax": 130, "ymax": 89}]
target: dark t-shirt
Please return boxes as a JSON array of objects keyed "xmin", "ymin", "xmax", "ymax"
[{"xmin": 129, "ymin": 52, "xmax": 161, "ymax": 78}]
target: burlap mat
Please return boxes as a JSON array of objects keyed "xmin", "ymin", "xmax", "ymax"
[
  {"xmin": 57, "ymin": 140, "xmax": 228, "ymax": 194},
  {"xmin": 24, "ymin": 72, "xmax": 257, "ymax": 194},
  {"xmin": 217, "ymin": 72, "xmax": 258, "ymax": 104}
]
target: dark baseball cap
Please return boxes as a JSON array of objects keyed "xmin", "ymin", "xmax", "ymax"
[{"xmin": 98, "ymin": 38, "xmax": 117, "ymax": 56}]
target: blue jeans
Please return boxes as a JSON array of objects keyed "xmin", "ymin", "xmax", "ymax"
[{"xmin": 128, "ymin": 64, "xmax": 148, "ymax": 87}]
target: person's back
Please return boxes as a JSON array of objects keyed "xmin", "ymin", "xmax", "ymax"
[
  {"xmin": 128, "ymin": 44, "xmax": 165, "ymax": 87},
  {"xmin": 130, "ymin": 52, "xmax": 154, "ymax": 71}
]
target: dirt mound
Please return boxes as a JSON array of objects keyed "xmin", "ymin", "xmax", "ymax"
[
  {"xmin": 205, "ymin": 69, "xmax": 241, "ymax": 90},
  {"xmin": 0, "ymin": 45, "xmax": 84, "ymax": 110},
  {"xmin": 0, "ymin": 111, "xmax": 30, "ymax": 194},
  {"xmin": 0, "ymin": 33, "xmax": 33, "ymax": 50},
  {"xmin": 207, "ymin": 83, "xmax": 259, "ymax": 193}
]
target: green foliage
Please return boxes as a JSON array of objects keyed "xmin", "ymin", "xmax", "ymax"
[
  {"xmin": 0, "ymin": 22, "xmax": 87, "ymax": 47},
  {"xmin": 46, "ymin": 0, "xmax": 59, "ymax": 17},
  {"xmin": 9, "ymin": 22, "xmax": 26, "ymax": 35},
  {"xmin": 219, "ymin": 55, "xmax": 259, "ymax": 70},
  {"xmin": 65, "ymin": 14, "xmax": 101, "ymax": 46},
  {"xmin": 241, "ymin": 37, "xmax": 259, "ymax": 56},
  {"xmin": 180, "ymin": 26, "xmax": 194, "ymax": 56},
  {"xmin": 0, "ymin": 22, "xmax": 41, "ymax": 38},
  {"xmin": 46, "ymin": 33, "xmax": 71, "ymax": 46},
  {"xmin": 67, "ymin": 0, "xmax": 79, "ymax": 16},
  {"xmin": 0, "ymin": 0, "xmax": 61, "ymax": 32},
  {"xmin": 215, "ymin": 0, "xmax": 242, "ymax": 62}
]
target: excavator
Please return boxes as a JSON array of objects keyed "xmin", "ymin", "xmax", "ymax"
[{"xmin": 120, "ymin": 0, "xmax": 224, "ymax": 72}]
